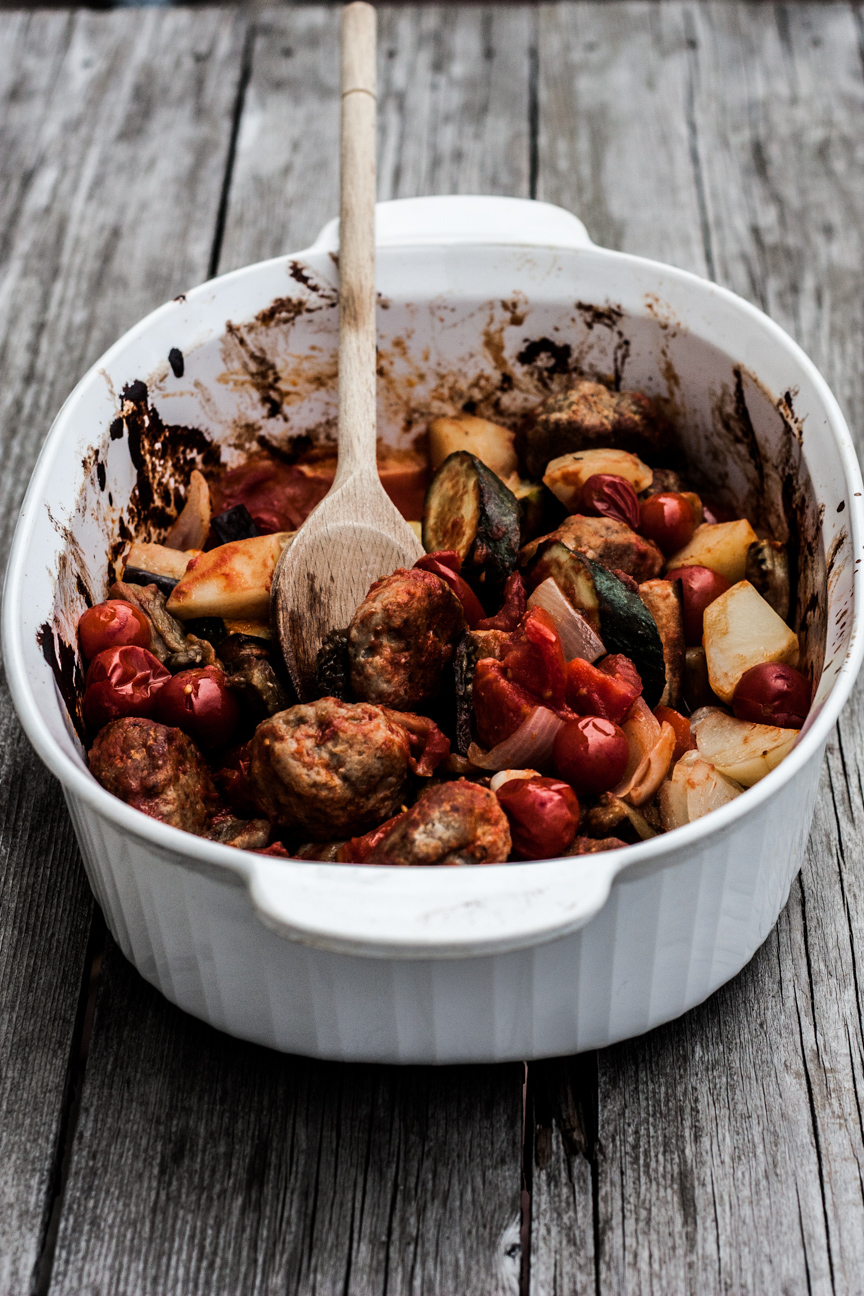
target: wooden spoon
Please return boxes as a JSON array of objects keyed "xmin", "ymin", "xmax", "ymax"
[{"xmin": 272, "ymin": 0, "xmax": 423, "ymax": 698}]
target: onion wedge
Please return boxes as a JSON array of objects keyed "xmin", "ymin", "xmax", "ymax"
[
  {"xmin": 527, "ymin": 577, "xmax": 606, "ymax": 662},
  {"xmin": 468, "ymin": 706, "xmax": 564, "ymax": 772},
  {"xmin": 165, "ymin": 469, "xmax": 211, "ymax": 551}
]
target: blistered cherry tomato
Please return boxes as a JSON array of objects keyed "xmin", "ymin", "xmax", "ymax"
[
  {"xmin": 78, "ymin": 600, "xmax": 150, "ymax": 661},
  {"xmin": 665, "ymin": 565, "xmax": 731, "ymax": 644},
  {"xmin": 579, "ymin": 474, "xmax": 641, "ymax": 529},
  {"xmin": 732, "ymin": 662, "xmax": 811, "ymax": 729},
  {"xmin": 414, "ymin": 552, "xmax": 485, "ymax": 628},
  {"xmin": 496, "ymin": 777, "xmax": 581, "ymax": 860},
  {"xmin": 83, "ymin": 645, "xmax": 170, "ymax": 731},
  {"xmin": 553, "ymin": 716, "xmax": 629, "ymax": 796},
  {"xmin": 654, "ymin": 705, "xmax": 695, "ymax": 761},
  {"xmin": 155, "ymin": 666, "xmax": 240, "ymax": 750},
  {"xmin": 639, "ymin": 491, "xmax": 696, "ymax": 555}
]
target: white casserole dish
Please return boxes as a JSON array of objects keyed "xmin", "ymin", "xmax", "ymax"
[{"xmin": 4, "ymin": 195, "xmax": 862, "ymax": 1063}]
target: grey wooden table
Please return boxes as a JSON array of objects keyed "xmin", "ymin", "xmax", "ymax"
[{"xmin": 2, "ymin": 4, "xmax": 864, "ymax": 1292}]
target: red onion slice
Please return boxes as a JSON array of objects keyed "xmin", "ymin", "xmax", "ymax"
[
  {"xmin": 526, "ymin": 578, "xmax": 605, "ymax": 663},
  {"xmin": 468, "ymin": 706, "xmax": 565, "ymax": 771}
]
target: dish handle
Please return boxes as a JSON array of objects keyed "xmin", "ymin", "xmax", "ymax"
[
  {"xmin": 244, "ymin": 852, "xmax": 624, "ymax": 960},
  {"xmin": 309, "ymin": 194, "xmax": 593, "ymax": 254}
]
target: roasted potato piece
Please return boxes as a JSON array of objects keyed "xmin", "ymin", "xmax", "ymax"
[
  {"xmin": 543, "ymin": 448, "xmax": 653, "ymax": 510},
  {"xmin": 666, "ymin": 519, "xmax": 759, "ymax": 585},
  {"xmin": 522, "ymin": 379, "xmax": 672, "ymax": 477},
  {"xmin": 124, "ymin": 541, "xmax": 198, "ymax": 583},
  {"xmin": 702, "ymin": 580, "xmax": 799, "ymax": 703},
  {"xmin": 428, "ymin": 414, "xmax": 518, "ymax": 480},
  {"xmin": 690, "ymin": 707, "xmax": 798, "ymax": 787},
  {"xmin": 166, "ymin": 532, "xmax": 293, "ymax": 621}
]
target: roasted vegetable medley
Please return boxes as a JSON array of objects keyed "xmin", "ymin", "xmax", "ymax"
[{"xmin": 77, "ymin": 377, "xmax": 811, "ymax": 863}]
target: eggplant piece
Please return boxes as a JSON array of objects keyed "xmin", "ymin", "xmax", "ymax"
[
  {"xmin": 123, "ymin": 567, "xmax": 179, "ymax": 598},
  {"xmin": 422, "ymin": 451, "xmax": 520, "ymax": 598},
  {"xmin": 453, "ymin": 632, "xmax": 479, "ymax": 757},
  {"xmin": 521, "ymin": 540, "xmax": 601, "ymax": 631},
  {"xmin": 315, "ymin": 628, "xmax": 351, "ymax": 700},
  {"xmin": 745, "ymin": 538, "xmax": 790, "ymax": 621},
  {"xmin": 216, "ymin": 632, "xmax": 292, "ymax": 717},
  {"xmin": 210, "ymin": 504, "xmax": 261, "ymax": 547},
  {"xmin": 184, "ymin": 617, "xmax": 227, "ymax": 646},
  {"xmin": 638, "ymin": 578, "xmax": 685, "ymax": 708},
  {"xmin": 584, "ymin": 559, "xmax": 666, "ymax": 707}
]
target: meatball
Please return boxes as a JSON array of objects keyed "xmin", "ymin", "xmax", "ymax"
[
  {"xmin": 521, "ymin": 515, "xmax": 663, "ymax": 583},
  {"xmin": 523, "ymin": 379, "xmax": 672, "ymax": 477},
  {"xmin": 88, "ymin": 717, "xmax": 218, "ymax": 834},
  {"xmin": 364, "ymin": 780, "xmax": 511, "ymax": 867},
  {"xmin": 348, "ymin": 567, "xmax": 465, "ymax": 710},
  {"xmin": 249, "ymin": 697, "xmax": 411, "ymax": 838}
]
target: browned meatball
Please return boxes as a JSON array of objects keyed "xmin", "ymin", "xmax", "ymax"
[
  {"xmin": 523, "ymin": 379, "xmax": 672, "ymax": 477},
  {"xmin": 521, "ymin": 515, "xmax": 663, "ymax": 582},
  {"xmin": 249, "ymin": 697, "xmax": 411, "ymax": 838},
  {"xmin": 88, "ymin": 717, "xmax": 218, "ymax": 834},
  {"xmin": 348, "ymin": 567, "xmax": 465, "ymax": 710},
  {"xmin": 365, "ymin": 780, "xmax": 511, "ymax": 866}
]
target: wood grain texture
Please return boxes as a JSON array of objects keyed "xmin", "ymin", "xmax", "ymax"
[
  {"xmin": 49, "ymin": 941, "xmax": 522, "ymax": 1296},
  {"xmin": 534, "ymin": 4, "xmax": 864, "ymax": 1292},
  {"xmin": 49, "ymin": 8, "xmax": 529, "ymax": 1293},
  {"xmin": 0, "ymin": 10, "xmax": 247, "ymax": 1292},
  {"xmin": 217, "ymin": 4, "xmax": 533, "ymax": 274}
]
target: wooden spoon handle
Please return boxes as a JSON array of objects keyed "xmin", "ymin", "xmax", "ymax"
[{"xmin": 336, "ymin": 2, "xmax": 377, "ymax": 486}]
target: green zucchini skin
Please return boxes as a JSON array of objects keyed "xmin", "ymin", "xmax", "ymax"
[
  {"xmin": 422, "ymin": 451, "xmax": 521, "ymax": 597},
  {"xmin": 521, "ymin": 540, "xmax": 601, "ymax": 631},
  {"xmin": 584, "ymin": 558, "xmax": 666, "ymax": 707}
]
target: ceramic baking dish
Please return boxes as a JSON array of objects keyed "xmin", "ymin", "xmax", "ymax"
[{"xmin": 4, "ymin": 195, "xmax": 862, "ymax": 1063}]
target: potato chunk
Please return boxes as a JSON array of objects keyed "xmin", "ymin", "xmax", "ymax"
[
  {"xmin": 690, "ymin": 707, "xmax": 797, "ymax": 787},
  {"xmin": 428, "ymin": 414, "xmax": 518, "ymax": 481},
  {"xmin": 666, "ymin": 519, "xmax": 759, "ymax": 584},
  {"xmin": 542, "ymin": 448, "xmax": 653, "ymax": 509},
  {"xmin": 166, "ymin": 532, "xmax": 293, "ymax": 620},
  {"xmin": 702, "ymin": 580, "xmax": 799, "ymax": 702}
]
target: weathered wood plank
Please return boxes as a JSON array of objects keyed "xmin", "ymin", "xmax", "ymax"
[
  {"xmin": 0, "ymin": 10, "xmax": 247, "ymax": 1293},
  {"xmin": 49, "ymin": 942, "xmax": 523, "ymax": 1296},
  {"xmin": 534, "ymin": 4, "xmax": 864, "ymax": 1293},
  {"xmin": 537, "ymin": 1, "xmax": 708, "ymax": 276},
  {"xmin": 49, "ymin": 9, "xmax": 529, "ymax": 1293},
  {"xmin": 218, "ymin": 4, "xmax": 533, "ymax": 273}
]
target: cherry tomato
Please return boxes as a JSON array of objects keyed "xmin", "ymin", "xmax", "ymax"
[
  {"xmin": 732, "ymin": 662, "xmax": 811, "ymax": 729},
  {"xmin": 414, "ymin": 552, "xmax": 485, "ymax": 627},
  {"xmin": 553, "ymin": 716, "xmax": 629, "ymax": 796},
  {"xmin": 154, "ymin": 666, "xmax": 240, "ymax": 750},
  {"xmin": 78, "ymin": 600, "xmax": 150, "ymax": 661},
  {"xmin": 665, "ymin": 565, "xmax": 731, "ymax": 644},
  {"xmin": 566, "ymin": 653, "xmax": 642, "ymax": 724},
  {"xmin": 83, "ymin": 645, "xmax": 170, "ymax": 732},
  {"xmin": 495, "ymin": 777, "xmax": 581, "ymax": 860},
  {"xmin": 639, "ymin": 492, "xmax": 696, "ymax": 555},
  {"xmin": 654, "ymin": 705, "xmax": 695, "ymax": 761},
  {"xmin": 579, "ymin": 474, "xmax": 641, "ymax": 529}
]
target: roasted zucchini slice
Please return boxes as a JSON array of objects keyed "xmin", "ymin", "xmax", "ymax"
[
  {"xmin": 584, "ymin": 559, "xmax": 666, "ymax": 707},
  {"xmin": 422, "ymin": 451, "xmax": 520, "ymax": 596},
  {"xmin": 521, "ymin": 540, "xmax": 601, "ymax": 631}
]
